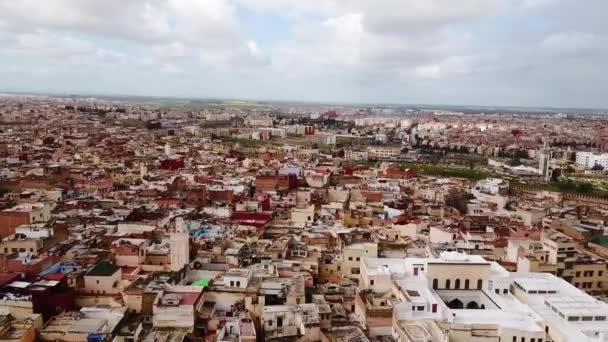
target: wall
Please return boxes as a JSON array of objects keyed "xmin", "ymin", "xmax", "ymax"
[
  {"xmin": 84, "ymin": 272, "xmax": 122, "ymax": 295},
  {"xmin": 427, "ymin": 263, "xmax": 490, "ymax": 291},
  {"xmin": 0, "ymin": 211, "xmax": 30, "ymax": 238}
]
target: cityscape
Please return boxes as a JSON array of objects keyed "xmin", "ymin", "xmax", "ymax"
[
  {"xmin": 0, "ymin": 95, "xmax": 608, "ymax": 342},
  {"xmin": 1, "ymin": 1, "xmax": 608, "ymax": 342}
]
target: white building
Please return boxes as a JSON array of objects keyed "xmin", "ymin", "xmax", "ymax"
[
  {"xmin": 367, "ymin": 146, "xmax": 400, "ymax": 160},
  {"xmin": 356, "ymin": 252, "xmax": 608, "ymax": 342},
  {"xmin": 576, "ymin": 151, "xmax": 608, "ymax": 169}
]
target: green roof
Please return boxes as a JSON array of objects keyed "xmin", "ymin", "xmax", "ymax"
[
  {"xmin": 591, "ymin": 235, "xmax": 608, "ymax": 247},
  {"xmin": 192, "ymin": 279, "xmax": 210, "ymax": 287},
  {"xmin": 87, "ymin": 261, "xmax": 120, "ymax": 277}
]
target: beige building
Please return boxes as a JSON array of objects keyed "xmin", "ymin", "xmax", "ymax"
[
  {"xmin": 82, "ymin": 261, "xmax": 123, "ymax": 295},
  {"xmin": 367, "ymin": 146, "xmax": 400, "ymax": 160},
  {"xmin": 343, "ymin": 242, "xmax": 378, "ymax": 281},
  {"xmin": 290, "ymin": 204, "xmax": 315, "ymax": 225}
]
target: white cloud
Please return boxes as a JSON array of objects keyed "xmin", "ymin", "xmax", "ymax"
[
  {"xmin": 521, "ymin": 0, "xmax": 556, "ymax": 9},
  {"xmin": 0, "ymin": 0, "xmax": 607, "ymax": 107},
  {"xmin": 413, "ymin": 56, "xmax": 474, "ymax": 79},
  {"xmin": 160, "ymin": 63, "xmax": 182, "ymax": 74},
  {"xmin": 0, "ymin": 0, "xmax": 172, "ymax": 43},
  {"xmin": 152, "ymin": 42, "xmax": 186, "ymax": 60},
  {"xmin": 541, "ymin": 32, "xmax": 596, "ymax": 51}
]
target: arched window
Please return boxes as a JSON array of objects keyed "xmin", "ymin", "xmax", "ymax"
[
  {"xmin": 466, "ymin": 301, "xmax": 480, "ymax": 309},
  {"xmin": 432, "ymin": 279, "xmax": 438, "ymax": 290},
  {"xmin": 465, "ymin": 279, "xmax": 470, "ymax": 289},
  {"xmin": 477, "ymin": 279, "xmax": 483, "ymax": 290},
  {"xmin": 445, "ymin": 279, "xmax": 451, "ymax": 289},
  {"xmin": 455, "ymin": 279, "xmax": 461, "ymax": 289}
]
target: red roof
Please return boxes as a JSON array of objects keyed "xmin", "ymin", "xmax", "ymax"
[
  {"xmin": 0, "ymin": 273, "xmax": 20, "ymax": 288},
  {"xmin": 41, "ymin": 273, "xmax": 66, "ymax": 281}
]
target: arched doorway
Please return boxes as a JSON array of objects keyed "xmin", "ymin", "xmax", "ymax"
[
  {"xmin": 466, "ymin": 301, "xmax": 480, "ymax": 309},
  {"xmin": 447, "ymin": 299, "xmax": 464, "ymax": 309}
]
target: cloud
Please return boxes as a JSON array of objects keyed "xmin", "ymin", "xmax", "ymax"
[
  {"xmin": 0, "ymin": 0, "xmax": 243, "ymax": 50},
  {"xmin": 0, "ymin": 0, "xmax": 171, "ymax": 43},
  {"xmin": 0, "ymin": 0, "xmax": 607, "ymax": 107},
  {"xmin": 414, "ymin": 56, "xmax": 474, "ymax": 79},
  {"xmin": 520, "ymin": 0, "xmax": 557, "ymax": 9},
  {"xmin": 152, "ymin": 42, "xmax": 186, "ymax": 60},
  {"xmin": 541, "ymin": 32, "xmax": 597, "ymax": 51}
]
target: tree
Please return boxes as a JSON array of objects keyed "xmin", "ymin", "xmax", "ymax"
[
  {"xmin": 551, "ymin": 168, "xmax": 561, "ymax": 182},
  {"xmin": 564, "ymin": 165, "xmax": 575, "ymax": 174},
  {"xmin": 592, "ymin": 164, "xmax": 604, "ymax": 171},
  {"xmin": 507, "ymin": 158, "xmax": 522, "ymax": 167}
]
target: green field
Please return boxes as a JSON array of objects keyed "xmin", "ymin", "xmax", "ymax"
[{"xmin": 400, "ymin": 163, "xmax": 496, "ymax": 181}]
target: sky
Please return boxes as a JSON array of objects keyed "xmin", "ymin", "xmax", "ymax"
[{"xmin": 0, "ymin": 0, "xmax": 607, "ymax": 108}]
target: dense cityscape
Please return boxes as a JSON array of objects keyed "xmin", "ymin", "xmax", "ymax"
[{"xmin": 0, "ymin": 94, "xmax": 606, "ymax": 341}]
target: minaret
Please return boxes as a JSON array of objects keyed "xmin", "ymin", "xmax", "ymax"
[
  {"xmin": 170, "ymin": 217, "xmax": 189, "ymax": 272},
  {"xmin": 539, "ymin": 140, "xmax": 551, "ymax": 182},
  {"xmin": 140, "ymin": 163, "xmax": 147, "ymax": 179}
]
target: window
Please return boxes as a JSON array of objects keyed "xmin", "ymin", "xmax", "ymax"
[
  {"xmin": 356, "ymin": 257, "xmax": 360, "ymax": 261},
  {"xmin": 582, "ymin": 316, "xmax": 593, "ymax": 321},
  {"xmin": 495, "ymin": 289, "xmax": 500, "ymax": 294},
  {"xmin": 432, "ymin": 279, "xmax": 438, "ymax": 290},
  {"xmin": 268, "ymin": 320, "xmax": 273, "ymax": 327},
  {"xmin": 348, "ymin": 257, "xmax": 353, "ymax": 261},
  {"xmin": 96, "ymin": 280, "xmax": 100, "ymax": 284},
  {"xmin": 445, "ymin": 279, "xmax": 451, "ymax": 289},
  {"xmin": 465, "ymin": 279, "xmax": 470, "ymax": 289},
  {"xmin": 595, "ymin": 316, "xmax": 606, "ymax": 321},
  {"xmin": 455, "ymin": 279, "xmax": 461, "ymax": 289},
  {"xmin": 477, "ymin": 279, "xmax": 483, "ymax": 290},
  {"xmin": 568, "ymin": 316, "xmax": 580, "ymax": 321},
  {"xmin": 417, "ymin": 306, "xmax": 424, "ymax": 311},
  {"xmin": 513, "ymin": 337, "xmax": 516, "ymax": 342},
  {"xmin": 521, "ymin": 337, "xmax": 525, "ymax": 342},
  {"xmin": 230, "ymin": 281, "xmax": 234, "ymax": 287},
  {"xmin": 236, "ymin": 281, "xmax": 241, "ymax": 287},
  {"xmin": 370, "ymin": 280, "xmax": 374, "ymax": 286},
  {"xmin": 576, "ymin": 271, "xmax": 581, "ymax": 277}
]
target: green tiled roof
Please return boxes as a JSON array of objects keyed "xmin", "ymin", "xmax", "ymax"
[
  {"xmin": 591, "ymin": 235, "xmax": 608, "ymax": 247},
  {"xmin": 87, "ymin": 261, "xmax": 120, "ymax": 277}
]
